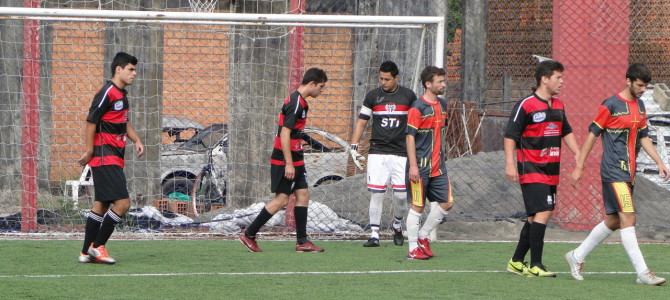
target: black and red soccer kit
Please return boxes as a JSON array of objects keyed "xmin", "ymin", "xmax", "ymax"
[
  {"xmin": 504, "ymin": 93, "xmax": 573, "ymax": 214},
  {"xmin": 270, "ymin": 91, "xmax": 309, "ymax": 194},
  {"xmin": 590, "ymin": 94, "xmax": 649, "ymax": 214},
  {"xmin": 406, "ymin": 96, "xmax": 452, "ymax": 207},
  {"xmin": 86, "ymin": 81, "xmax": 130, "ymax": 202}
]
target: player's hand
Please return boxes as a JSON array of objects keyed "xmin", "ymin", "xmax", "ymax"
[
  {"xmin": 348, "ymin": 144, "xmax": 365, "ymax": 170},
  {"xmin": 409, "ymin": 165, "xmax": 420, "ymax": 182},
  {"xmin": 135, "ymin": 141, "xmax": 145, "ymax": 158},
  {"xmin": 505, "ymin": 163, "xmax": 518, "ymax": 182},
  {"xmin": 78, "ymin": 150, "xmax": 93, "ymax": 167},
  {"xmin": 284, "ymin": 164, "xmax": 295, "ymax": 180},
  {"xmin": 570, "ymin": 166, "xmax": 584, "ymax": 186},
  {"xmin": 658, "ymin": 164, "xmax": 670, "ymax": 181}
]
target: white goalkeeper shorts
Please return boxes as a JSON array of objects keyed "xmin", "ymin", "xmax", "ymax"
[{"xmin": 366, "ymin": 154, "xmax": 407, "ymax": 193}]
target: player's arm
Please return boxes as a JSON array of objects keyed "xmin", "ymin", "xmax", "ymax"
[
  {"xmin": 503, "ymin": 138, "xmax": 518, "ymax": 182},
  {"xmin": 406, "ymin": 134, "xmax": 419, "ymax": 182},
  {"xmin": 503, "ymin": 101, "xmax": 525, "ymax": 182},
  {"xmin": 563, "ymin": 133, "xmax": 580, "ymax": 158},
  {"xmin": 640, "ymin": 136, "xmax": 670, "ymax": 180},
  {"xmin": 350, "ymin": 118, "xmax": 368, "ymax": 147},
  {"xmin": 571, "ymin": 132, "xmax": 597, "ymax": 183},
  {"xmin": 280, "ymin": 126, "xmax": 295, "ymax": 180},
  {"xmin": 78, "ymin": 122, "xmax": 97, "ymax": 166},
  {"xmin": 126, "ymin": 122, "xmax": 144, "ymax": 158}
]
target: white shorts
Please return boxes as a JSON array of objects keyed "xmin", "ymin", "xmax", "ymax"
[{"xmin": 366, "ymin": 154, "xmax": 407, "ymax": 193}]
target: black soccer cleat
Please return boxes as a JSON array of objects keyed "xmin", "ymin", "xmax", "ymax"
[
  {"xmin": 393, "ymin": 228, "xmax": 404, "ymax": 246},
  {"xmin": 363, "ymin": 238, "xmax": 380, "ymax": 247}
]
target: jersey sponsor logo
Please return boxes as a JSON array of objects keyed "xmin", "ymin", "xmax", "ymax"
[
  {"xmin": 544, "ymin": 123, "xmax": 560, "ymax": 136},
  {"xmin": 113, "ymin": 100, "xmax": 124, "ymax": 111},
  {"xmin": 539, "ymin": 147, "xmax": 560, "ymax": 157},
  {"xmin": 532, "ymin": 112, "xmax": 546, "ymax": 123}
]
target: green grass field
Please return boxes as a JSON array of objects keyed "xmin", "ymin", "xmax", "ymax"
[{"xmin": 0, "ymin": 239, "xmax": 668, "ymax": 299}]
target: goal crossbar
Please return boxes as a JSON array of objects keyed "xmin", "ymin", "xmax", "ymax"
[{"xmin": 0, "ymin": 7, "xmax": 445, "ymax": 67}]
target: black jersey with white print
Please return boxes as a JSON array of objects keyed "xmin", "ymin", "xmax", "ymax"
[{"xmin": 358, "ymin": 86, "xmax": 417, "ymax": 156}]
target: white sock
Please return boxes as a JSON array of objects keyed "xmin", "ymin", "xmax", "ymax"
[
  {"xmin": 392, "ymin": 191, "xmax": 408, "ymax": 221},
  {"xmin": 419, "ymin": 204, "xmax": 447, "ymax": 239},
  {"xmin": 370, "ymin": 226, "xmax": 379, "ymax": 240},
  {"xmin": 407, "ymin": 208, "xmax": 422, "ymax": 250},
  {"xmin": 574, "ymin": 221, "xmax": 613, "ymax": 262},
  {"xmin": 621, "ymin": 226, "xmax": 648, "ymax": 275},
  {"xmin": 368, "ymin": 193, "xmax": 384, "ymax": 238}
]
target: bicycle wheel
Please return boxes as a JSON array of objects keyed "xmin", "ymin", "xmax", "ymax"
[{"xmin": 191, "ymin": 170, "xmax": 223, "ymax": 217}]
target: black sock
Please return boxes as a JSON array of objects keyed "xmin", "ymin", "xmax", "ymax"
[
  {"xmin": 294, "ymin": 206, "xmax": 308, "ymax": 244},
  {"xmin": 245, "ymin": 207, "xmax": 273, "ymax": 237},
  {"xmin": 512, "ymin": 221, "xmax": 531, "ymax": 262},
  {"xmin": 529, "ymin": 222, "xmax": 547, "ymax": 267},
  {"xmin": 93, "ymin": 210, "xmax": 122, "ymax": 247},
  {"xmin": 82, "ymin": 211, "xmax": 103, "ymax": 253}
]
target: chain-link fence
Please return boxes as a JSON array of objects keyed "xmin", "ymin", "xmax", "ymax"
[{"xmin": 1, "ymin": 0, "xmax": 669, "ymax": 240}]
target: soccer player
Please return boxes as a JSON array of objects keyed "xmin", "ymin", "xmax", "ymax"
[
  {"xmin": 504, "ymin": 60, "xmax": 580, "ymax": 276},
  {"xmin": 78, "ymin": 52, "xmax": 144, "ymax": 264},
  {"xmin": 405, "ymin": 66, "xmax": 453, "ymax": 260},
  {"xmin": 239, "ymin": 67, "xmax": 328, "ymax": 253},
  {"xmin": 349, "ymin": 61, "xmax": 417, "ymax": 247},
  {"xmin": 566, "ymin": 63, "xmax": 668, "ymax": 285}
]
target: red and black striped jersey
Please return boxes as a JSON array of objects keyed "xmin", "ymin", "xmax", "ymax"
[
  {"xmin": 407, "ymin": 96, "xmax": 448, "ymax": 177},
  {"xmin": 359, "ymin": 86, "xmax": 416, "ymax": 156},
  {"xmin": 589, "ymin": 94, "xmax": 649, "ymax": 182},
  {"xmin": 86, "ymin": 81, "xmax": 129, "ymax": 168},
  {"xmin": 271, "ymin": 91, "xmax": 308, "ymax": 166},
  {"xmin": 504, "ymin": 93, "xmax": 573, "ymax": 185}
]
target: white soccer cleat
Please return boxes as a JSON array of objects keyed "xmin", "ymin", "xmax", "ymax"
[
  {"xmin": 636, "ymin": 270, "xmax": 666, "ymax": 286},
  {"xmin": 78, "ymin": 252, "xmax": 91, "ymax": 263},
  {"xmin": 564, "ymin": 250, "xmax": 584, "ymax": 281}
]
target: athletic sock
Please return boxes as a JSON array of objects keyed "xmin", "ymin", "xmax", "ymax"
[
  {"xmin": 529, "ymin": 222, "xmax": 547, "ymax": 267},
  {"xmin": 294, "ymin": 206, "xmax": 308, "ymax": 244},
  {"xmin": 245, "ymin": 207, "xmax": 273, "ymax": 238},
  {"xmin": 512, "ymin": 221, "xmax": 531, "ymax": 262},
  {"xmin": 370, "ymin": 225, "xmax": 380, "ymax": 240},
  {"xmin": 392, "ymin": 191, "xmax": 408, "ymax": 221},
  {"xmin": 392, "ymin": 217, "xmax": 403, "ymax": 231},
  {"xmin": 573, "ymin": 221, "xmax": 613, "ymax": 262},
  {"xmin": 93, "ymin": 209, "xmax": 122, "ymax": 247},
  {"xmin": 368, "ymin": 193, "xmax": 384, "ymax": 235},
  {"xmin": 621, "ymin": 226, "xmax": 648, "ymax": 275},
  {"xmin": 418, "ymin": 204, "xmax": 447, "ymax": 239},
  {"xmin": 82, "ymin": 211, "xmax": 103, "ymax": 253},
  {"xmin": 406, "ymin": 208, "xmax": 422, "ymax": 250}
]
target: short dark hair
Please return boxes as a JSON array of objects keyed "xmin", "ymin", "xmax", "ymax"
[
  {"xmin": 111, "ymin": 52, "xmax": 138, "ymax": 76},
  {"xmin": 420, "ymin": 66, "xmax": 446, "ymax": 89},
  {"xmin": 379, "ymin": 61, "xmax": 399, "ymax": 77},
  {"xmin": 534, "ymin": 60, "xmax": 564, "ymax": 87},
  {"xmin": 301, "ymin": 67, "xmax": 328, "ymax": 85},
  {"xmin": 626, "ymin": 63, "xmax": 651, "ymax": 84}
]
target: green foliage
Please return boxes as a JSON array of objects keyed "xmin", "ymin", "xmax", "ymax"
[
  {"xmin": 0, "ymin": 240, "xmax": 668, "ymax": 299},
  {"xmin": 448, "ymin": 0, "xmax": 463, "ymax": 42}
]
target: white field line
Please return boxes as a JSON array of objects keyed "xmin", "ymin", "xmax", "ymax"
[{"xmin": 1, "ymin": 269, "xmax": 668, "ymax": 279}]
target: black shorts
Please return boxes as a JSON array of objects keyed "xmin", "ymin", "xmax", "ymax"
[
  {"xmin": 91, "ymin": 165, "xmax": 129, "ymax": 202},
  {"xmin": 270, "ymin": 165, "xmax": 308, "ymax": 195},
  {"xmin": 602, "ymin": 181, "xmax": 635, "ymax": 214},
  {"xmin": 407, "ymin": 172, "xmax": 452, "ymax": 208},
  {"xmin": 520, "ymin": 183, "xmax": 556, "ymax": 216}
]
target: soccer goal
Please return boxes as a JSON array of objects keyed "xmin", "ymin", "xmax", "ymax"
[{"xmin": 0, "ymin": 6, "xmax": 445, "ymax": 236}]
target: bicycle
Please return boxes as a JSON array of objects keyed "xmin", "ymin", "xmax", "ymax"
[{"xmin": 190, "ymin": 138, "xmax": 226, "ymax": 217}]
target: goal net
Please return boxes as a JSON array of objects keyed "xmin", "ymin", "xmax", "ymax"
[{"xmin": 0, "ymin": 5, "xmax": 446, "ymax": 237}]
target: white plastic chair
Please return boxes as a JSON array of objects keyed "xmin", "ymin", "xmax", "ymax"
[{"xmin": 64, "ymin": 164, "xmax": 93, "ymax": 209}]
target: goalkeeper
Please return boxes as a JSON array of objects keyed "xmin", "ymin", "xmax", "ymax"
[{"xmin": 349, "ymin": 61, "xmax": 417, "ymax": 247}]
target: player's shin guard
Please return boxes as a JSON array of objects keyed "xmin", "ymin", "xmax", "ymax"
[
  {"xmin": 392, "ymin": 192, "xmax": 408, "ymax": 222},
  {"xmin": 82, "ymin": 211, "xmax": 103, "ymax": 253},
  {"xmin": 94, "ymin": 209, "xmax": 122, "ymax": 247},
  {"xmin": 573, "ymin": 221, "xmax": 613, "ymax": 262},
  {"xmin": 621, "ymin": 226, "xmax": 649, "ymax": 275},
  {"xmin": 406, "ymin": 208, "xmax": 422, "ymax": 250},
  {"xmin": 418, "ymin": 204, "xmax": 447, "ymax": 239},
  {"xmin": 512, "ymin": 221, "xmax": 531, "ymax": 262},
  {"xmin": 294, "ymin": 206, "xmax": 308, "ymax": 244},
  {"xmin": 368, "ymin": 193, "xmax": 384, "ymax": 239},
  {"xmin": 529, "ymin": 222, "xmax": 547, "ymax": 267}
]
